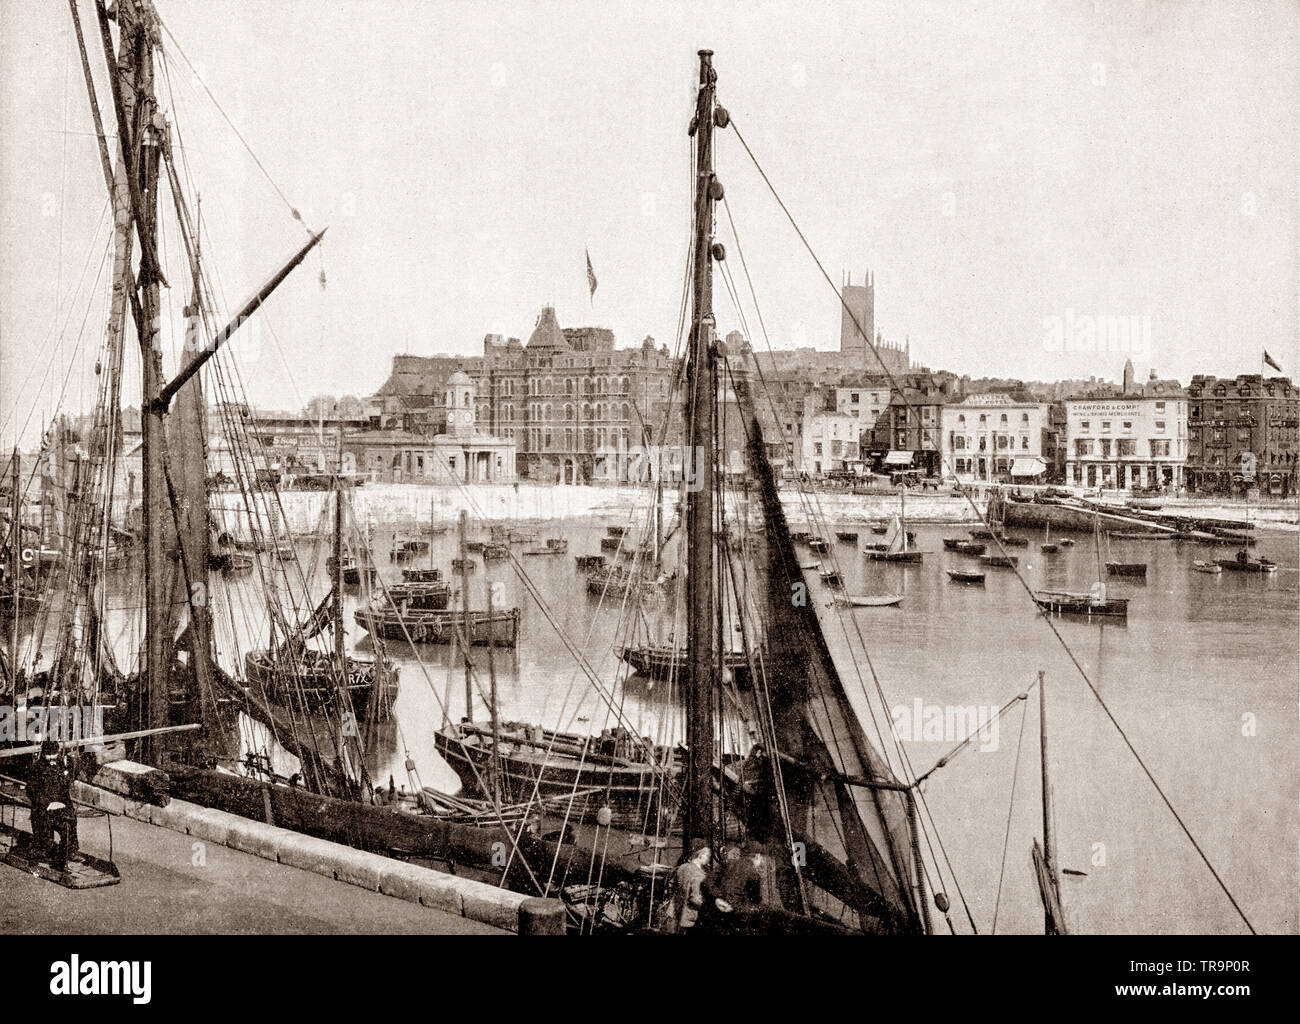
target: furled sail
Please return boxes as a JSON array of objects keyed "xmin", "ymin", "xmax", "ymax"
[{"xmin": 734, "ymin": 368, "xmax": 925, "ymax": 933}]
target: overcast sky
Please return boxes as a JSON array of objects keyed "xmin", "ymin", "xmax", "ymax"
[{"xmin": 2, "ymin": 0, "xmax": 1297, "ymax": 447}]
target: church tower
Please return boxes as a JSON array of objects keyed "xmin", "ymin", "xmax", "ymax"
[{"xmin": 839, "ymin": 269, "xmax": 875, "ymax": 359}]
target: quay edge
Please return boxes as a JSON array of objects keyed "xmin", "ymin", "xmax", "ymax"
[{"xmin": 70, "ymin": 776, "xmax": 560, "ymax": 935}]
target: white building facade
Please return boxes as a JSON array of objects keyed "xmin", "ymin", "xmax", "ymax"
[
  {"xmin": 1064, "ymin": 391, "xmax": 1187, "ymax": 489},
  {"xmin": 801, "ymin": 408, "xmax": 861, "ymax": 475},
  {"xmin": 940, "ymin": 394, "xmax": 1050, "ymax": 483}
]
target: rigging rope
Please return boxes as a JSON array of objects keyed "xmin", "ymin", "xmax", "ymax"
[{"xmin": 722, "ymin": 113, "xmax": 1257, "ymax": 934}]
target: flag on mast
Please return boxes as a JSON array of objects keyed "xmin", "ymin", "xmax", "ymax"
[
  {"xmin": 585, "ymin": 248, "xmax": 597, "ymax": 303},
  {"xmin": 1263, "ymin": 350, "xmax": 1282, "ymax": 373}
]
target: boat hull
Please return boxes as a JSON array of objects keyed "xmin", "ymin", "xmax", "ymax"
[
  {"xmin": 354, "ymin": 606, "xmax": 521, "ymax": 646},
  {"xmin": 244, "ymin": 649, "xmax": 398, "ymax": 717},
  {"xmin": 434, "ymin": 723, "xmax": 673, "ymax": 830},
  {"xmin": 1033, "ymin": 592, "xmax": 1128, "ymax": 618}
]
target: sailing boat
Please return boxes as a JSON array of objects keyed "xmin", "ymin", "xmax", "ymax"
[
  {"xmin": 244, "ymin": 469, "xmax": 398, "ymax": 719},
  {"xmin": 1034, "ymin": 512, "xmax": 1129, "ymax": 618},
  {"xmin": 864, "ymin": 505, "xmax": 923, "ymax": 562}
]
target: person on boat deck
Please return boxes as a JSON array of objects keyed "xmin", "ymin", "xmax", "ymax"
[
  {"xmin": 707, "ymin": 843, "xmax": 765, "ymax": 916},
  {"xmin": 28, "ymin": 740, "xmax": 76, "ymax": 871},
  {"xmin": 671, "ymin": 843, "xmax": 711, "ymax": 933},
  {"xmin": 1237, "ymin": 548, "xmax": 1248, "ymax": 564}
]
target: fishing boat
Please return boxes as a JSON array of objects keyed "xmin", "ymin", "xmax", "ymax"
[
  {"xmin": 244, "ymin": 643, "xmax": 396, "ymax": 716},
  {"xmin": 437, "ymin": 54, "xmax": 940, "ymax": 933},
  {"xmin": 1192, "ymin": 560, "xmax": 1223, "ymax": 574},
  {"xmin": 835, "ymin": 530, "xmax": 858, "ymax": 542},
  {"xmin": 818, "ymin": 567, "xmax": 842, "ymax": 586},
  {"xmin": 980, "ymin": 554, "xmax": 1019, "ymax": 569},
  {"xmin": 1033, "ymin": 587, "xmax": 1129, "ymax": 619},
  {"xmin": 1105, "ymin": 562, "xmax": 1147, "ymax": 579},
  {"xmin": 401, "ymin": 567, "xmax": 444, "ymax": 583},
  {"xmin": 450, "ymin": 557, "xmax": 476, "ymax": 572},
  {"xmin": 390, "ymin": 539, "xmax": 429, "ymax": 561},
  {"xmin": 384, "ymin": 579, "xmax": 452, "ymax": 610},
  {"xmin": 1040, "ymin": 525, "xmax": 1059, "ymax": 554},
  {"xmin": 807, "ymin": 537, "xmax": 830, "ymax": 553},
  {"xmin": 327, "ymin": 553, "xmax": 376, "ymax": 586},
  {"xmin": 523, "ymin": 538, "xmax": 567, "ymax": 556},
  {"xmin": 600, "ymin": 535, "xmax": 625, "ymax": 552},
  {"xmin": 946, "ymin": 570, "xmax": 985, "ymax": 585},
  {"xmin": 956, "ymin": 541, "xmax": 985, "ymax": 556},
  {"xmin": 354, "ymin": 603, "xmax": 520, "ymax": 646},
  {"xmin": 482, "ymin": 542, "xmax": 510, "ymax": 560},
  {"xmin": 941, "ymin": 537, "xmax": 967, "ymax": 550},
  {"xmin": 574, "ymin": 554, "xmax": 606, "ymax": 570},
  {"xmin": 434, "ymin": 721, "xmax": 675, "ymax": 830},
  {"xmin": 618, "ymin": 643, "xmax": 752, "ymax": 686},
  {"xmin": 586, "ymin": 562, "xmax": 657, "ymax": 599},
  {"xmin": 1216, "ymin": 554, "xmax": 1277, "ymax": 574}
]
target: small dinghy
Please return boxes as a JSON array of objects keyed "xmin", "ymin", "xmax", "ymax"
[
  {"xmin": 1192, "ymin": 560, "xmax": 1222, "ymax": 574},
  {"xmin": 946, "ymin": 569, "xmax": 985, "ymax": 585},
  {"xmin": 1105, "ymin": 561, "xmax": 1147, "ymax": 579},
  {"xmin": 835, "ymin": 593, "xmax": 903, "ymax": 608}
]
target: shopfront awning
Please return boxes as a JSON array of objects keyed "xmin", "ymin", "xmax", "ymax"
[
  {"xmin": 1011, "ymin": 456, "xmax": 1047, "ymax": 477},
  {"xmin": 883, "ymin": 450, "xmax": 913, "ymax": 467}
]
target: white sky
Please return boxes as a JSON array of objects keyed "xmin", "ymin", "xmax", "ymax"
[{"xmin": 2, "ymin": 0, "xmax": 1297, "ymax": 447}]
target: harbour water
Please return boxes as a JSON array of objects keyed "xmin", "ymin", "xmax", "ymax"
[{"xmin": 85, "ymin": 493, "xmax": 1298, "ymax": 935}]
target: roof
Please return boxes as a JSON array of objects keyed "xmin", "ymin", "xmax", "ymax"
[{"xmin": 526, "ymin": 306, "xmax": 568, "ymax": 350}]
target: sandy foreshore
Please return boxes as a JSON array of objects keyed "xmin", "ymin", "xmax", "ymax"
[{"xmin": 209, "ymin": 481, "xmax": 1300, "ymax": 536}]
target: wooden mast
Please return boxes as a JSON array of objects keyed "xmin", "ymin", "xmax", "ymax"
[
  {"xmin": 1032, "ymin": 669, "xmax": 1068, "ymax": 934},
  {"xmin": 108, "ymin": 0, "xmax": 171, "ymax": 763},
  {"xmin": 459, "ymin": 509, "xmax": 472, "ymax": 718},
  {"xmin": 8, "ymin": 450, "xmax": 19, "ymax": 692},
  {"xmin": 332, "ymin": 427, "xmax": 346, "ymax": 673},
  {"xmin": 685, "ymin": 49, "xmax": 719, "ymax": 851}
]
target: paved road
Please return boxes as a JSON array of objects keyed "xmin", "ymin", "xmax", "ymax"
[{"xmin": 0, "ymin": 807, "xmax": 504, "ymax": 934}]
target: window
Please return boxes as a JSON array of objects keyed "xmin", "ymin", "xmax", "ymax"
[
  {"xmin": 1079, "ymin": 420, "xmax": 1090, "ymax": 431},
  {"xmin": 1122, "ymin": 421, "xmax": 1132, "ymax": 430},
  {"xmin": 1155, "ymin": 401, "xmax": 1166, "ymax": 413},
  {"xmin": 1154, "ymin": 420, "xmax": 1165, "ymax": 432},
  {"xmin": 1101, "ymin": 421, "xmax": 1111, "ymax": 432},
  {"xmin": 1021, "ymin": 412, "xmax": 1029, "ymax": 424},
  {"xmin": 851, "ymin": 392, "xmax": 859, "ymax": 403},
  {"xmin": 1021, "ymin": 436, "xmax": 1029, "ymax": 450},
  {"xmin": 1100, "ymin": 439, "xmax": 1112, "ymax": 458},
  {"xmin": 1074, "ymin": 439, "xmax": 1092, "ymax": 456},
  {"xmin": 1117, "ymin": 439, "xmax": 1136, "ymax": 457},
  {"xmin": 1149, "ymin": 439, "xmax": 1171, "ymax": 458},
  {"xmin": 813, "ymin": 443, "xmax": 823, "ymax": 456}
]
